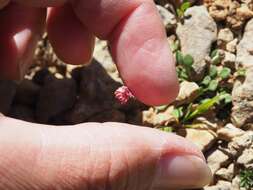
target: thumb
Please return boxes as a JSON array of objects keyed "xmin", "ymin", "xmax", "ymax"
[{"xmin": 0, "ymin": 117, "xmax": 212, "ymax": 190}]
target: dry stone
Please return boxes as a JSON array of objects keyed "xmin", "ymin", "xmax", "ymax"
[
  {"xmin": 216, "ymin": 163, "xmax": 234, "ymax": 181},
  {"xmin": 218, "ymin": 28, "xmax": 234, "ymax": 43},
  {"xmin": 0, "ymin": 80, "xmax": 17, "ymax": 115},
  {"xmin": 226, "ymin": 38, "xmax": 238, "ymax": 53},
  {"xmin": 176, "ymin": 6, "xmax": 217, "ymax": 80},
  {"xmin": 207, "ymin": 149, "xmax": 231, "ymax": 174},
  {"xmin": 237, "ymin": 148, "xmax": 253, "ymax": 167},
  {"xmin": 157, "ymin": 5, "xmax": 177, "ymax": 31},
  {"xmin": 15, "ymin": 79, "xmax": 40, "ymax": 107},
  {"xmin": 36, "ymin": 78, "xmax": 76, "ymax": 123},
  {"xmin": 175, "ymin": 81, "xmax": 200, "ymax": 106},
  {"xmin": 217, "ymin": 123, "xmax": 245, "ymax": 141},
  {"xmin": 93, "ymin": 39, "xmax": 121, "ymax": 83},
  {"xmin": 232, "ymin": 67, "xmax": 253, "ymax": 127},
  {"xmin": 182, "ymin": 128, "xmax": 217, "ymax": 152},
  {"xmin": 237, "ymin": 18, "xmax": 253, "ymax": 68}
]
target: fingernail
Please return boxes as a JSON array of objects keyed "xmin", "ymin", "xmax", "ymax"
[{"xmin": 153, "ymin": 155, "xmax": 212, "ymax": 189}]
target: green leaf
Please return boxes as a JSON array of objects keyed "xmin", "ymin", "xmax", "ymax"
[
  {"xmin": 176, "ymin": 51, "xmax": 184, "ymax": 65},
  {"xmin": 211, "ymin": 54, "xmax": 221, "ymax": 65},
  {"xmin": 184, "ymin": 95, "xmax": 220, "ymax": 121},
  {"xmin": 180, "ymin": 1, "xmax": 191, "ymax": 12},
  {"xmin": 219, "ymin": 92, "xmax": 232, "ymax": 104},
  {"xmin": 240, "ymin": 169, "xmax": 253, "ymax": 189},
  {"xmin": 209, "ymin": 65, "xmax": 218, "ymax": 79},
  {"xmin": 236, "ymin": 68, "xmax": 246, "ymax": 77},
  {"xmin": 172, "ymin": 107, "xmax": 184, "ymax": 119},
  {"xmin": 210, "ymin": 49, "xmax": 218, "ymax": 59},
  {"xmin": 183, "ymin": 103, "xmax": 193, "ymax": 121},
  {"xmin": 177, "ymin": 67, "xmax": 189, "ymax": 80},
  {"xmin": 183, "ymin": 54, "xmax": 194, "ymax": 67},
  {"xmin": 208, "ymin": 80, "xmax": 219, "ymax": 91},
  {"xmin": 171, "ymin": 41, "xmax": 180, "ymax": 52},
  {"xmin": 176, "ymin": 9, "xmax": 184, "ymax": 17},
  {"xmin": 202, "ymin": 76, "xmax": 211, "ymax": 86},
  {"xmin": 219, "ymin": 67, "xmax": 231, "ymax": 79},
  {"xmin": 160, "ymin": 127, "xmax": 173, "ymax": 133}
]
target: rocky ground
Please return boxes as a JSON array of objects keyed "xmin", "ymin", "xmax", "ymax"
[{"xmin": 0, "ymin": 0, "xmax": 253, "ymax": 189}]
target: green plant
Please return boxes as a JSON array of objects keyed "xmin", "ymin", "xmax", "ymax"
[
  {"xmin": 177, "ymin": 1, "xmax": 191, "ymax": 19},
  {"xmin": 219, "ymin": 67, "xmax": 231, "ymax": 79},
  {"xmin": 176, "ymin": 51, "xmax": 194, "ymax": 81},
  {"xmin": 209, "ymin": 65, "xmax": 218, "ymax": 79},
  {"xmin": 235, "ymin": 67, "xmax": 246, "ymax": 77},
  {"xmin": 183, "ymin": 94, "xmax": 220, "ymax": 122},
  {"xmin": 240, "ymin": 169, "xmax": 253, "ymax": 189},
  {"xmin": 172, "ymin": 107, "xmax": 184, "ymax": 119},
  {"xmin": 210, "ymin": 49, "xmax": 222, "ymax": 65},
  {"xmin": 160, "ymin": 126, "xmax": 173, "ymax": 132},
  {"xmin": 172, "ymin": 46, "xmax": 234, "ymax": 126},
  {"xmin": 171, "ymin": 91, "xmax": 232, "ymax": 123},
  {"xmin": 171, "ymin": 40, "xmax": 180, "ymax": 52}
]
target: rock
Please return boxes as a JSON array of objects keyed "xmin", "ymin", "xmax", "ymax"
[
  {"xmin": 93, "ymin": 39, "xmax": 122, "ymax": 83},
  {"xmin": 217, "ymin": 123, "xmax": 245, "ymax": 141},
  {"xmin": 0, "ymin": 80, "xmax": 17, "ymax": 115},
  {"xmin": 204, "ymin": 186, "xmax": 229, "ymax": 190},
  {"xmin": 236, "ymin": 3, "xmax": 253, "ymax": 20},
  {"xmin": 237, "ymin": 18, "xmax": 253, "ymax": 68},
  {"xmin": 15, "ymin": 79, "xmax": 40, "ymax": 106},
  {"xmin": 32, "ymin": 68, "xmax": 51, "ymax": 85},
  {"xmin": 176, "ymin": 6, "xmax": 217, "ymax": 80},
  {"xmin": 228, "ymin": 132, "xmax": 253, "ymax": 156},
  {"xmin": 179, "ymin": 128, "xmax": 217, "ymax": 152},
  {"xmin": 36, "ymin": 78, "xmax": 76, "ymax": 123},
  {"xmin": 237, "ymin": 148, "xmax": 253, "ymax": 167},
  {"xmin": 216, "ymin": 163, "xmax": 234, "ymax": 181},
  {"xmin": 142, "ymin": 106, "xmax": 177, "ymax": 127},
  {"xmin": 205, "ymin": 0, "xmax": 231, "ymax": 20},
  {"xmin": 217, "ymin": 180, "xmax": 232, "ymax": 189},
  {"xmin": 156, "ymin": 5, "xmax": 177, "ymax": 31},
  {"xmin": 78, "ymin": 60, "xmax": 121, "ymax": 105},
  {"xmin": 204, "ymin": 181, "xmax": 231, "ymax": 190},
  {"xmin": 9, "ymin": 104, "xmax": 35, "ymax": 123},
  {"xmin": 88, "ymin": 109, "xmax": 125, "ymax": 123},
  {"xmin": 126, "ymin": 109, "xmax": 143, "ymax": 125},
  {"xmin": 226, "ymin": 38, "xmax": 238, "ymax": 53},
  {"xmin": 207, "ymin": 0, "xmax": 251, "ymax": 29},
  {"xmin": 66, "ymin": 61, "xmax": 124, "ymax": 124},
  {"xmin": 222, "ymin": 51, "xmax": 236, "ymax": 69},
  {"xmin": 142, "ymin": 108, "xmax": 156, "ymax": 126},
  {"xmin": 232, "ymin": 67, "xmax": 253, "ymax": 127},
  {"xmin": 231, "ymin": 175, "xmax": 240, "ymax": 190},
  {"xmin": 64, "ymin": 98, "xmax": 111, "ymax": 124},
  {"xmin": 175, "ymin": 81, "xmax": 200, "ymax": 106},
  {"xmin": 207, "ymin": 149, "xmax": 231, "ymax": 174},
  {"xmin": 218, "ymin": 28, "xmax": 234, "ymax": 43}
]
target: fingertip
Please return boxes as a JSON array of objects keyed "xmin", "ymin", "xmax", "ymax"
[
  {"xmin": 109, "ymin": 2, "xmax": 179, "ymax": 105},
  {"xmin": 47, "ymin": 5, "xmax": 95, "ymax": 65}
]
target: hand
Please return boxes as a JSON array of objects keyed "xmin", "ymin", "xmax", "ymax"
[{"xmin": 0, "ymin": 1, "xmax": 212, "ymax": 190}]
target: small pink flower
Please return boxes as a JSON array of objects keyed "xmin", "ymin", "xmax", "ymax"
[{"xmin": 114, "ymin": 86, "xmax": 135, "ymax": 104}]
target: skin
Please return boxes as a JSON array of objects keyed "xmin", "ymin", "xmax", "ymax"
[{"xmin": 0, "ymin": 1, "xmax": 212, "ymax": 190}]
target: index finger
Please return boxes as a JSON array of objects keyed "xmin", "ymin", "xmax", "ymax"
[
  {"xmin": 11, "ymin": 0, "xmax": 179, "ymax": 105},
  {"xmin": 71, "ymin": 0, "xmax": 179, "ymax": 105}
]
